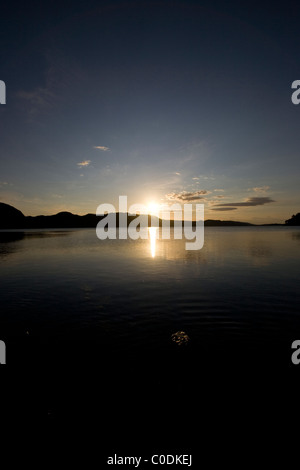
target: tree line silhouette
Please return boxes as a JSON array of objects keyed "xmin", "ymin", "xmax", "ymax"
[{"xmin": 285, "ymin": 213, "xmax": 300, "ymax": 226}]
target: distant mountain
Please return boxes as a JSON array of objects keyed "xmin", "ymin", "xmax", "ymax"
[
  {"xmin": 0, "ymin": 202, "xmax": 26, "ymax": 228},
  {"xmin": 285, "ymin": 213, "xmax": 300, "ymax": 226},
  {"xmin": 0, "ymin": 203, "xmax": 158, "ymax": 229},
  {"xmin": 0, "ymin": 202, "xmax": 287, "ymax": 229},
  {"xmin": 204, "ymin": 219, "xmax": 253, "ymax": 227}
]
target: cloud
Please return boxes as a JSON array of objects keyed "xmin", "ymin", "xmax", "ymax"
[
  {"xmin": 16, "ymin": 52, "xmax": 88, "ymax": 120},
  {"xmin": 166, "ymin": 190, "xmax": 210, "ymax": 202},
  {"xmin": 251, "ymin": 186, "xmax": 270, "ymax": 193},
  {"xmin": 17, "ymin": 88, "xmax": 55, "ymax": 117},
  {"xmin": 214, "ymin": 189, "xmax": 224, "ymax": 192},
  {"xmin": 77, "ymin": 160, "xmax": 91, "ymax": 167},
  {"xmin": 93, "ymin": 146, "xmax": 110, "ymax": 151},
  {"xmin": 174, "ymin": 172, "xmax": 181, "ymax": 176},
  {"xmin": 214, "ymin": 197, "xmax": 275, "ymax": 207},
  {"xmin": 192, "ymin": 177, "xmax": 199, "ymax": 180},
  {"xmin": 211, "ymin": 207, "xmax": 237, "ymax": 211}
]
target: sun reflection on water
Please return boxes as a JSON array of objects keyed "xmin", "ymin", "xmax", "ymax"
[{"xmin": 148, "ymin": 227, "xmax": 157, "ymax": 257}]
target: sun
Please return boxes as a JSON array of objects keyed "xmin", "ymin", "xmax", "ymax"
[{"xmin": 147, "ymin": 201, "xmax": 160, "ymax": 215}]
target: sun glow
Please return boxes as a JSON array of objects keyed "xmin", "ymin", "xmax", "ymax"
[{"xmin": 147, "ymin": 201, "xmax": 160, "ymax": 215}]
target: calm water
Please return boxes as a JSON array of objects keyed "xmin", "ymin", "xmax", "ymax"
[
  {"xmin": 1, "ymin": 225, "xmax": 300, "ymax": 440},
  {"xmin": 1, "ymin": 226, "xmax": 300, "ymax": 371}
]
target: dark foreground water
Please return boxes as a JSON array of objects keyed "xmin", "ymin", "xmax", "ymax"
[
  {"xmin": 1, "ymin": 226, "xmax": 300, "ymax": 451},
  {"xmin": 1, "ymin": 226, "xmax": 300, "ymax": 360}
]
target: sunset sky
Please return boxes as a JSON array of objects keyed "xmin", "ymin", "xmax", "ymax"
[{"xmin": 0, "ymin": 0, "xmax": 300, "ymax": 223}]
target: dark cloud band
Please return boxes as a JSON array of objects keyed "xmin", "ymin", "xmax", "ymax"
[
  {"xmin": 211, "ymin": 207, "xmax": 237, "ymax": 211},
  {"xmin": 214, "ymin": 197, "xmax": 275, "ymax": 208}
]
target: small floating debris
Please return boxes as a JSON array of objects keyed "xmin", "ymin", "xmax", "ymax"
[{"xmin": 171, "ymin": 331, "xmax": 190, "ymax": 346}]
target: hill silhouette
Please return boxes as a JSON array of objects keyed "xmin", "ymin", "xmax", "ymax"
[
  {"xmin": 0, "ymin": 202, "xmax": 284, "ymax": 229},
  {"xmin": 204, "ymin": 219, "xmax": 253, "ymax": 227},
  {"xmin": 0, "ymin": 203, "xmax": 160, "ymax": 229},
  {"xmin": 0, "ymin": 202, "xmax": 26, "ymax": 228},
  {"xmin": 285, "ymin": 213, "xmax": 300, "ymax": 226}
]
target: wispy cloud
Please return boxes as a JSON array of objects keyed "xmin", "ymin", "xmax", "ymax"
[
  {"xmin": 214, "ymin": 197, "xmax": 275, "ymax": 208},
  {"xmin": 166, "ymin": 190, "xmax": 210, "ymax": 202},
  {"xmin": 211, "ymin": 207, "xmax": 237, "ymax": 211},
  {"xmin": 16, "ymin": 88, "xmax": 56, "ymax": 117},
  {"xmin": 174, "ymin": 172, "xmax": 181, "ymax": 176},
  {"xmin": 77, "ymin": 160, "xmax": 91, "ymax": 167},
  {"xmin": 93, "ymin": 146, "xmax": 110, "ymax": 151},
  {"xmin": 192, "ymin": 175, "xmax": 215, "ymax": 181},
  {"xmin": 251, "ymin": 186, "xmax": 270, "ymax": 193}
]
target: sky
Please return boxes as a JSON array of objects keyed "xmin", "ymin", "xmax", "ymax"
[{"xmin": 0, "ymin": 0, "xmax": 300, "ymax": 223}]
